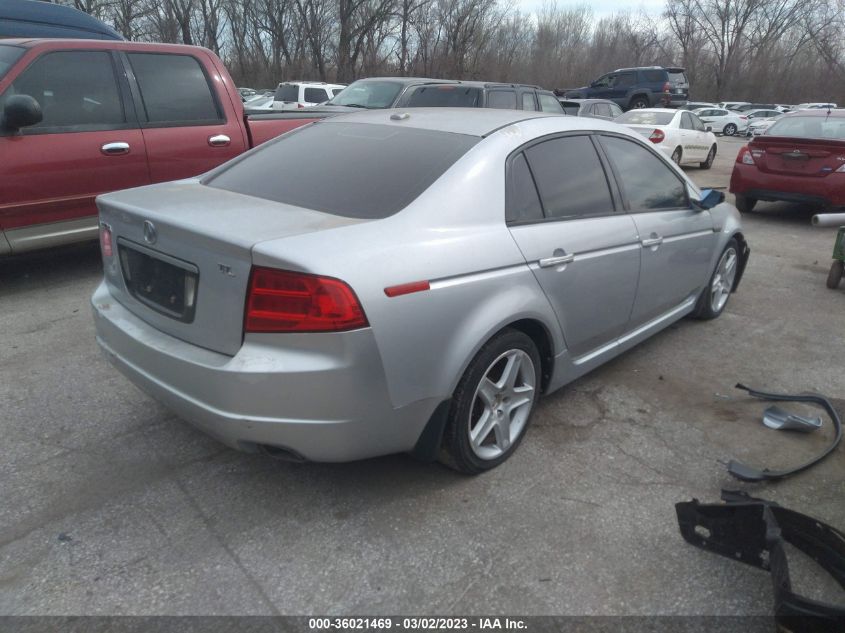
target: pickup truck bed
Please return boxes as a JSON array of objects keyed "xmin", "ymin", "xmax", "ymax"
[{"xmin": 0, "ymin": 38, "xmax": 321, "ymax": 254}]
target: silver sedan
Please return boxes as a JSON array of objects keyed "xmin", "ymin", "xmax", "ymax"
[{"xmin": 92, "ymin": 108, "xmax": 749, "ymax": 474}]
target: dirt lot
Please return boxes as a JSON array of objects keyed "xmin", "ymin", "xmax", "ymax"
[{"xmin": 1, "ymin": 135, "xmax": 844, "ymax": 615}]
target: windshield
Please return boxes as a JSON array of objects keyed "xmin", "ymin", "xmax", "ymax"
[
  {"xmin": 403, "ymin": 85, "xmax": 481, "ymax": 107},
  {"xmin": 616, "ymin": 111, "xmax": 674, "ymax": 126},
  {"xmin": 205, "ymin": 122, "xmax": 479, "ymax": 219},
  {"xmin": 326, "ymin": 80, "xmax": 403, "ymax": 109},
  {"xmin": 0, "ymin": 45, "xmax": 25, "ymax": 82},
  {"xmin": 767, "ymin": 116, "xmax": 845, "ymax": 140}
]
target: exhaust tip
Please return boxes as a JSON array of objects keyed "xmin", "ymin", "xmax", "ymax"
[{"xmin": 258, "ymin": 444, "xmax": 307, "ymax": 463}]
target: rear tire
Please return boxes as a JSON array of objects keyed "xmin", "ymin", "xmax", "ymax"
[
  {"xmin": 693, "ymin": 239, "xmax": 739, "ymax": 320},
  {"xmin": 671, "ymin": 147, "xmax": 683, "ymax": 165},
  {"xmin": 699, "ymin": 145, "xmax": 716, "ymax": 169},
  {"xmin": 629, "ymin": 96, "xmax": 649, "ymax": 110},
  {"xmin": 723, "ymin": 123, "xmax": 737, "ymax": 136},
  {"xmin": 439, "ymin": 329, "xmax": 541, "ymax": 475},
  {"xmin": 734, "ymin": 194, "xmax": 757, "ymax": 213},
  {"xmin": 827, "ymin": 260, "xmax": 844, "ymax": 289}
]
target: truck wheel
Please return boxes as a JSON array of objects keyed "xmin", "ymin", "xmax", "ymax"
[
  {"xmin": 723, "ymin": 123, "xmax": 738, "ymax": 136},
  {"xmin": 699, "ymin": 145, "xmax": 716, "ymax": 169},
  {"xmin": 827, "ymin": 260, "xmax": 844, "ymax": 289},
  {"xmin": 734, "ymin": 194, "xmax": 757, "ymax": 213},
  {"xmin": 439, "ymin": 329, "xmax": 541, "ymax": 474},
  {"xmin": 629, "ymin": 96, "xmax": 649, "ymax": 109}
]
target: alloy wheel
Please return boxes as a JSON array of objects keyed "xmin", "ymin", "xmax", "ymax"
[
  {"xmin": 468, "ymin": 349, "xmax": 536, "ymax": 460},
  {"xmin": 710, "ymin": 247, "xmax": 738, "ymax": 313}
]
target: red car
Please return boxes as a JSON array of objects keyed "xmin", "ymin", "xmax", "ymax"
[{"xmin": 730, "ymin": 109, "xmax": 845, "ymax": 212}]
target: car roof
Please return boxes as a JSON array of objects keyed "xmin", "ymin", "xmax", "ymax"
[
  {"xmin": 322, "ymin": 107, "xmax": 572, "ymax": 137},
  {"xmin": 783, "ymin": 109, "xmax": 845, "ymax": 117}
]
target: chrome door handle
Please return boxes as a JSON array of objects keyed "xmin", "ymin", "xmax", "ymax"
[
  {"xmin": 101, "ymin": 142, "xmax": 130, "ymax": 155},
  {"xmin": 208, "ymin": 134, "xmax": 231, "ymax": 147},
  {"xmin": 641, "ymin": 236, "xmax": 664, "ymax": 248},
  {"xmin": 538, "ymin": 254, "xmax": 575, "ymax": 268}
]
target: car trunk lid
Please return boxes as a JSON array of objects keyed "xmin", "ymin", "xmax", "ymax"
[
  {"xmin": 97, "ymin": 180, "xmax": 365, "ymax": 356},
  {"xmin": 750, "ymin": 136, "xmax": 845, "ymax": 177}
]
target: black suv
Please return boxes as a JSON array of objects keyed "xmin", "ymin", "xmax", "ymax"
[{"xmin": 564, "ymin": 67, "xmax": 689, "ymax": 110}]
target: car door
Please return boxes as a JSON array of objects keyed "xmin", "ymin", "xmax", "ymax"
[
  {"xmin": 608, "ymin": 71, "xmax": 636, "ymax": 106},
  {"xmin": 678, "ymin": 112, "xmax": 703, "ymax": 160},
  {"xmin": 598, "ymin": 134, "xmax": 717, "ymax": 326},
  {"xmin": 122, "ymin": 51, "xmax": 247, "ymax": 183},
  {"xmin": 0, "ymin": 48, "xmax": 148, "ymax": 252},
  {"xmin": 506, "ymin": 134, "xmax": 641, "ymax": 358}
]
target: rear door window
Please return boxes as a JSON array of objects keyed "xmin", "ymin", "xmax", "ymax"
[
  {"xmin": 521, "ymin": 92, "xmax": 537, "ymax": 111},
  {"xmin": 680, "ymin": 113, "xmax": 694, "ymax": 130},
  {"xmin": 486, "ymin": 90, "xmax": 517, "ymax": 110},
  {"xmin": 614, "ymin": 72, "xmax": 636, "ymax": 88},
  {"xmin": 205, "ymin": 122, "xmax": 479, "ymax": 219},
  {"xmin": 506, "ymin": 153, "xmax": 543, "ymax": 223},
  {"xmin": 599, "ymin": 135, "xmax": 687, "ymax": 211},
  {"xmin": 303, "ymin": 87, "xmax": 328, "ymax": 103},
  {"xmin": 128, "ymin": 53, "xmax": 221, "ymax": 125},
  {"xmin": 524, "ymin": 135, "xmax": 615, "ymax": 220},
  {"xmin": 1, "ymin": 50, "xmax": 125, "ymax": 132}
]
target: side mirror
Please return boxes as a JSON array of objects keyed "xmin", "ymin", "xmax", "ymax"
[
  {"xmin": 3, "ymin": 94, "xmax": 42, "ymax": 131},
  {"xmin": 697, "ymin": 188, "xmax": 725, "ymax": 210}
]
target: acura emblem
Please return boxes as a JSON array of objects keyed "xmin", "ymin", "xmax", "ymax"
[{"xmin": 143, "ymin": 220, "xmax": 157, "ymax": 245}]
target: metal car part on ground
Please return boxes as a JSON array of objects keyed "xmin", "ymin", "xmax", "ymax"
[
  {"xmin": 727, "ymin": 384, "xmax": 842, "ymax": 482},
  {"xmin": 762, "ymin": 405, "xmax": 822, "ymax": 432},
  {"xmin": 676, "ymin": 490, "xmax": 845, "ymax": 633}
]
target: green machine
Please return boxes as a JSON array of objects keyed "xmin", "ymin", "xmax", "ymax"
[{"xmin": 813, "ymin": 213, "xmax": 845, "ymax": 289}]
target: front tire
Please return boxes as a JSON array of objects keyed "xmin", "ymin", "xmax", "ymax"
[
  {"xmin": 723, "ymin": 123, "xmax": 738, "ymax": 136},
  {"xmin": 734, "ymin": 194, "xmax": 757, "ymax": 213},
  {"xmin": 827, "ymin": 260, "xmax": 844, "ymax": 289},
  {"xmin": 699, "ymin": 145, "xmax": 716, "ymax": 169},
  {"xmin": 439, "ymin": 329, "xmax": 541, "ymax": 474},
  {"xmin": 692, "ymin": 239, "xmax": 739, "ymax": 320}
]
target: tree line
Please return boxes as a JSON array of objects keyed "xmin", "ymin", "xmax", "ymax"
[{"xmin": 50, "ymin": 0, "xmax": 845, "ymax": 103}]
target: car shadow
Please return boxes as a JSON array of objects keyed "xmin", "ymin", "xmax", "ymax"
[
  {"xmin": 0, "ymin": 240, "xmax": 102, "ymax": 295},
  {"xmin": 746, "ymin": 201, "xmax": 825, "ymax": 226}
]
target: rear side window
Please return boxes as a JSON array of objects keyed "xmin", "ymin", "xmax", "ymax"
[
  {"xmin": 275, "ymin": 84, "xmax": 298, "ymax": 102},
  {"xmin": 404, "ymin": 85, "xmax": 482, "ymax": 107},
  {"xmin": 303, "ymin": 87, "xmax": 328, "ymax": 103},
  {"xmin": 205, "ymin": 122, "xmax": 479, "ymax": 219},
  {"xmin": 524, "ymin": 135, "xmax": 614, "ymax": 220},
  {"xmin": 642, "ymin": 70, "xmax": 664, "ymax": 83},
  {"xmin": 609, "ymin": 103, "xmax": 623, "ymax": 117},
  {"xmin": 487, "ymin": 90, "xmax": 516, "ymax": 110},
  {"xmin": 594, "ymin": 103, "xmax": 612, "ymax": 118},
  {"xmin": 2, "ymin": 50, "xmax": 124, "ymax": 131},
  {"xmin": 599, "ymin": 135, "xmax": 687, "ymax": 211},
  {"xmin": 680, "ymin": 113, "xmax": 694, "ymax": 130},
  {"xmin": 128, "ymin": 53, "xmax": 221, "ymax": 124},
  {"xmin": 521, "ymin": 93, "xmax": 536, "ymax": 111},
  {"xmin": 506, "ymin": 153, "xmax": 543, "ymax": 223}
]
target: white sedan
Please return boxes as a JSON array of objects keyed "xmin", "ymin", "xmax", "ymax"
[
  {"xmin": 692, "ymin": 107, "xmax": 749, "ymax": 136},
  {"xmin": 615, "ymin": 108, "xmax": 718, "ymax": 168}
]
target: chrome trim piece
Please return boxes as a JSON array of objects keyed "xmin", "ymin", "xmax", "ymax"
[
  {"xmin": 538, "ymin": 254, "xmax": 574, "ymax": 268},
  {"xmin": 101, "ymin": 142, "xmax": 130, "ymax": 155},
  {"xmin": 208, "ymin": 134, "xmax": 231, "ymax": 147}
]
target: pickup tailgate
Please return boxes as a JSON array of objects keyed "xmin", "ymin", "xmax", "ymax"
[{"xmin": 97, "ymin": 179, "xmax": 363, "ymax": 356}]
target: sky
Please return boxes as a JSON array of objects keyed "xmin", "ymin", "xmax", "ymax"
[{"xmin": 512, "ymin": 0, "xmax": 666, "ymax": 18}]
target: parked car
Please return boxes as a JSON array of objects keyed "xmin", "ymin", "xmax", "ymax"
[
  {"xmin": 797, "ymin": 103, "xmax": 838, "ymax": 110},
  {"xmin": 0, "ymin": 39, "xmax": 326, "ymax": 254},
  {"xmin": 564, "ymin": 66, "xmax": 689, "ymax": 110},
  {"xmin": 0, "ymin": 0, "xmax": 123, "ymax": 40},
  {"xmin": 92, "ymin": 108, "xmax": 748, "ymax": 473},
  {"xmin": 733, "ymin": 103, "xmax": 777, "ymax": 112},
  {"xmin": 243, "ymin": 94, "xmax": 275, "ymax": 111},
  {"xmin": 719, "ymin": 101, "xmax": 750, "ymax": 110},
  {"xmin": 238, "ymin": 87, "xmax": 257, "ymax": 100},
  {"xmin": 616, "ymin": 108, "xmax": 718, "ymax": 168},
  {"xmin": 558, "ymin": 98, "xmax": 622, "ymax": 120},
  {"xmin": 730, "ymin": 109, "xmax": 845, "ymax": 213},
  {"xmin": 678, "ymin": 102, "xmax": 716, "ymax": 111},
  {"xmin": 272, "ymin": 81, "xmax": 346, "ymax": 110},
  {"xmin": 745, "ymin": 108, "xmax": 783, "ymax": 121},
  {"xmin": 693, "ymin": 107, "xmax": 749, "ymax": 136},
  {"xmin": 745, "ymin": 117, "xmax": 779, "ymax": 137},
  {"xmin": 322, "ymin": 77, "xmax": 563, "ymax": 113}
]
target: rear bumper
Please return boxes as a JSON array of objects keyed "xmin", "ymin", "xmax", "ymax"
[
  {"xmin": 91, "ymin": 281, "xmax": 437, "ymax": 461},
  {"xmin": 730, "ymin": 165, "xmax": 845, "ymax": 208}
]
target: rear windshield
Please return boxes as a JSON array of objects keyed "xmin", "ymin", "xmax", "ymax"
[
  {"xmin": 205, "ymin": 122, "xmax": 479, "ymax": 219},
  {"xmin": 767, "ymin": 116, "xmax": 845, "ymax": 140},
  {"xmin": 0, "ymin": 45, "xmax": 25, "ymax": 82},
  {"xmin": 326, "ymin": 80, "xmax": 403, "ymax": 108},
  {"xmin": 403, "ymin": 85, "xmax": 482, "ymax": 107},
  {"xmin": 667, "ymin": 70, "xmax": 687, "ymax": 86},
  {"xmin": 274, "ymin": 84, "xmax": 298, "ymax": 102},
  {"xmin": 616, "ymin": 111, "xmax": 674, "ymax": 125},
  {"xmin": 559, "ymin": 101, "xmax": 580, "ymax": 115}
]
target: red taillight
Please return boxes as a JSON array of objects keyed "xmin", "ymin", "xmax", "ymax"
[
  {"xmin": 649, "ymin": 129, "xmax": 665, "ymax": 144},
  {"xmin": 99, "ymin": 223, "xmax": 113, "ymax": 257},
  {"xmin": 737, "ymin": 146, "xmax": 755, "ymax": 165},
  {"xmin": 662, "ymin": 82, "xmax": 671, "ymax": 93},
  {"xmin": 244, "ymin": 267, "xmax": 367, "ymax": 333},
  {"xmin": 297, "ymin": 103, "xmax": 304, "ymax": 109},
  {"xmin": 739, "ymin": 115, "xmax": 748, "ymax": 120}
]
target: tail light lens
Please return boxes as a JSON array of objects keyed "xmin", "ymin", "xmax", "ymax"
[
  {"xmin": 740, "ymin": 115, "xmax": 748, "ymax": 120},
  {"xmin": 737, "ymin": 147, "xmax": 755, "ymax": 165},
  {"xmin": 649, "ymin": 129, "xmax": 665, "ymax": 144},
  {"xmin": 244, "ymin": 267, "xmax": 368, "ymax": 333},
  {"xmin": 663, "ymin": 82, "xmax": 671, "ymax": 93},
  {"xmin": 99, "ymin": 223, "xmax": 113, "ymax": 257}
]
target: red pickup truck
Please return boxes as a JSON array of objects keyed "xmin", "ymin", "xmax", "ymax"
[{"xmin": 0, "ymin": 38, "xmax": 319, "ymax": 254}]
